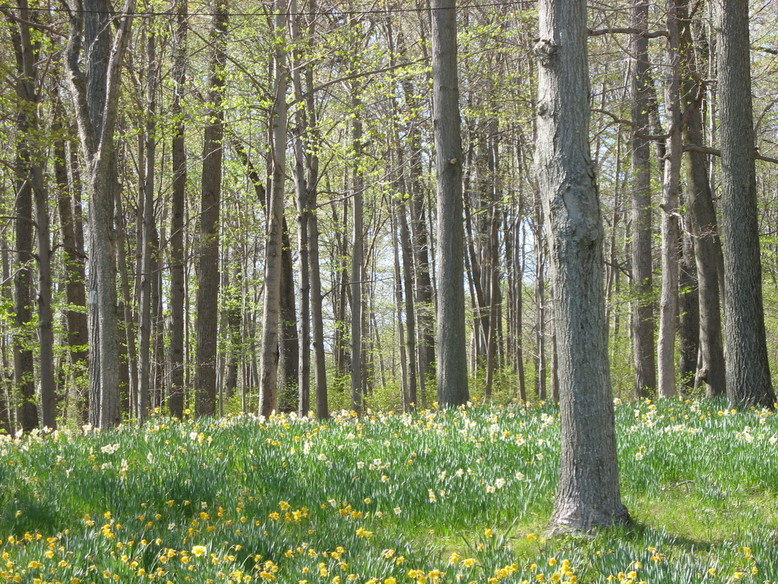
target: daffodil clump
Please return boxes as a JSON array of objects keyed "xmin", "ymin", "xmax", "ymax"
[{"xmin": 0, "ymin": 399, "xmax": 777, "ymax": 583}]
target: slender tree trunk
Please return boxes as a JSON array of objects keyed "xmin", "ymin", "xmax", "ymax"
[
  {"xmin": 0, "ymin": 241, "xmax": 12, "ymax": 434},
  {"xmin": 717, "ymin": 0, "xmax": 776, "ymax": 408},
  {"xmin": 432, "ymin": 0, "xmax": 468, "ymax": 407},
  {"xmin": 137, "ymin": 25, "xmax": 159, "ymax": 422},
  {"xmin": 630, "ymin": 0, "xmax": 656, "ymax": 398},
  {"xmin": 290, "ymin": 3, "xmax": 313, "ymax": 413},
  {"xmin": 258, "ymin": 0, "xmax": 289, "ymax": 416},
  {"xmin": 195, "ymin": 0, "xmax": 227, "ymax": 417},
  {"xmin": 11, "ymin": 36, "xmax": 36, "ymax": 430},
  {"xmin": 278, "ymin": 230, "xmax": 299, "ymax": 413},
  {"xmin": 657, "ymin": 0, "xmax": 683, "ymax": 399},
  {"xmin": 535, "ymin": 0, "xmax": 629, "ymax": 533},
  {"xmin": 54, "ymin": 117, "xmax": 89, "ymax": 424},
  {"xmin": 114, "ymin": 187, "xmax": 137, "ymax": 416},
  {"xmin": 168, "ymin": 0, "xmax": 187, "ymax": 419},
  {"xmin": 676, "ymin": 0, "xmax": 726, "ymax": 398},
  {"xmin": 678, "ymin": 231, "xmax": 700, "ymax": 388}
]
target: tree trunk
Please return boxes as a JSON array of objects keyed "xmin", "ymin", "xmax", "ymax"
[
  {"xmin": 432, "ymin": 0, "xmax": 468, "ymax": 407},
  {"xmin": 678, "ymin": 231, "xmax": 700, "ymax": 388},
  {"xmin": 195, "ymin": 0, "xmax": 227, "ymax": 417},
  {"xmin": 65, "ymin": 0, "xmax": 135, "ymax": 428},
  {"xmin": 168, "ymin": 0, "xmax": 187, "ymax": 419},
  {"xmin": 278, "ymin": 229, "xmax": 299, "ymax": 413},
  {"xmin": 349, "ymin": 77, "xmax": 366, "ymax": 414},
  {"xmin": 535, "ymin": 0, "xmax": 629, "ymax": 533},
  {"xmin": 657, "ymin": 0, "xmax": 683, "ymax": 399},
  {"xmin": 258, "ymin": 0, "xmax": 289, "ymax": 416},
  {"xmin": 629, "ymin": 0, "xmax": 656, "ymax": 398},
  {"xmin": 137, "ymin": 24, "xmax": 159, "ymax": 422},
  {"xmin": 677, "ymin": 0, "xmax": 726, "ymax": 398},
  {"xmin": 716, "ymin": 0, "xmax": 776, "ymax": 408},
  {"xmin": 54, "ymin": 116, "xmax": 89, "ymax": 424},
  {"xmin": 11, "ymin": 21, "xmax": 37, "ymax": 430}
]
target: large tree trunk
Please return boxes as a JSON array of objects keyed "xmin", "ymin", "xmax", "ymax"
[
  {"xmin": 258, "ymin": 0, "xmax": 289, "ymax": 416},
  {"xmin": 194, "ymin": 0, "xmax": 227, "ymax": 417},
  {"xmin": 65, "ymin": 0, "xmax": 134, "ymax": 428},
  {"xmin": 535, "ymin": 0, "xmax": 629, "ymax": 533},
  {"xmin": 629, "ymin": 0, "xmax": 656, "ymax": 398},
  {"xmin": 716, "ymin": 0, "xmax": 776, "ymax": 408},
  {"xmin": 168, "ymin": 0, "xmax": 187, "ymax": 419},
  {"xmin": 432, "ymin": 0, "xmax": 468, "ymax": 407}
]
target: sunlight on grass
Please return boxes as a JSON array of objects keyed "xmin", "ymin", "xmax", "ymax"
[{"xmin": 0, "ymin": 399, "xmax": 776, "ymax": 583}]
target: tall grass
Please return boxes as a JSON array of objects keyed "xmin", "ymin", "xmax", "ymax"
[{"xmin": 0, "ymin": 398, "xmax": 776, "ymax": 583}]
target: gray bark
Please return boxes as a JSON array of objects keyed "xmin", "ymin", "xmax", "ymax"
[
  {"xmin": 54, "ymin": 115, "xmax": 89, "ymax": 424},
  {"xmin": 716, "ymin": 0, "xmax": 776, "ymax": 408},
  {"xmin": 258, "ymin": 0, "xmax": 289, "ymax": 416},
  {"xmin": 137, "ymin": 25, "xmax": 159, "ymax": 422},
  {"xmin": 658, "ymin": 0, "xmax": 683, "ymax": 399},
  {"xmin": 65, "ymin": 0, "xmax": 134, "ymax": 428},
  {"xmin": 534, "ymin": 0, "xmax": 629, "ymax": 533},
  {"xmin": 195, "ymin": 0, "xmax": 227, "ymax": 417},
  {"xmin": 677, "ymin": 0, "xmax": 725, "ymax": 398},
  {"xmin": 432, "ymin": 0, "xmax": 468, "ymax": 407},
  {"xmin": 629, "ymin": 0, "xmax": 656, "ymax": 398}
]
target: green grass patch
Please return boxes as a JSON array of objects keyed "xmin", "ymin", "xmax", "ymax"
[{"xmin": 0, "ymin": 399, "xmax": 776, "ymax": 583}]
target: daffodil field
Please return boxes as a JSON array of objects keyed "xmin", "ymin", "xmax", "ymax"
[{"xmin": 1, "ymin": 399, "xmax": 777, "ymax": 584}]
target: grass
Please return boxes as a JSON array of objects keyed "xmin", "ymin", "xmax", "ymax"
[{"xmin": 0, "ymin": 398, "xmax": 776, "ymax": 583}]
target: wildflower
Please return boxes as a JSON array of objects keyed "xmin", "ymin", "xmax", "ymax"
[
  {"xmin": 191, "ymin": 545, "xmax": 208, "ymax": 557},
  {"xmin": 356, "ymin": 527, "xmax": 373, "ymax": 538}
]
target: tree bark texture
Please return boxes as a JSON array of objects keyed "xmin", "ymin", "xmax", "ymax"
[
  {"xmin": 65, "ymin": 0, "xmax": 135, "ymax": 428},
  {"xmin": 168, "ymin": 0, "xmax": 187, "ymax": 419},
  {"xmin": 258, "ymin": 0, "xmax": 288, "ymax": 416},
  {"xmin": 195, "ymin": 0, "xmax": 227, "ymax": 417},
  {"xmin": 534, "ymin": 0, "xmax": 629, "ymax": 533},
  {"xmin": 658, "ymin": 0, "xmax": 682, "ymax": 399},
  {"xmin": 629, "ymin": 0, "xmax": 656, "ymax": 399},
  {"xmin": 716, "ymin": 0, "xmax": 776, "ymax": 408},
  {"xmin": 432, "ymin": 0, "xmax": 468, "ymax": 407},
  {"xmin": 677, "ymin": 0, "xmax": 726, "ymax": 398}
]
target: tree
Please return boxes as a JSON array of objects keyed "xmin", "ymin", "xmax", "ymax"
[
  {"xmin": 534, "ymin": 0, "xmax": 630, "ymax": 532},
  {"xmin": 716, "ymin": 0, "xmax": 776, "ymax": 408},
  {"xmin": 168, "ymin": 0, "xmax": 187, "ymax": 419},
  {"xmin": 676, "ymin": 0, "xmax": 725, "ymax": 397},
  {"xmin": 258, "ymin": 0, "xmax": 289, "ymax": 417},
  {"xmin": 65, "ymin": 0, "xmax": 135, "ymax": 428},
  {"xmin": 432, "ymin": 0, "xmax": 468, "ymax": 407},
  {"xmin": 629, "ymin": 0, "xmax": 656, "ymax": 398},
  {"xmin": 194, "ymin": 0, "xmax": 228, "ymax": 417}
]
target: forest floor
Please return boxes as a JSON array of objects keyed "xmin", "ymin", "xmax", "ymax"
[{"xmin": 0, "ymin": 398, "xmax": 776, "ymax": 583}]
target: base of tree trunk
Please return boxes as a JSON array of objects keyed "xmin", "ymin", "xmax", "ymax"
[{"xmin": 548, "ymin": 500, "xmax": 631, "ymax": 536}]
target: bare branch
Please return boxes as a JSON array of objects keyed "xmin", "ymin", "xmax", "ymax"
[{"xmin": 588, "ymin": 27, "xmax": 669, "ymax": 39}]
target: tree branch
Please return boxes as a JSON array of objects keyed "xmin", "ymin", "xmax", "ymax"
[{"xmin": 588, "ymin": 27, "xmax": 669, "ymax": 39}]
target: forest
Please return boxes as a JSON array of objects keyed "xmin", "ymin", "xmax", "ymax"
[
  {"xmin": 1, "ymin": 0, "xmax": 778, "ymax": 430},
  {"xmin": 2, "ymin": 0, "xmax": 778, "ymax": 579}
]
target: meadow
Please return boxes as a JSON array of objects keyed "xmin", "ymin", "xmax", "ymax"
[{"xmin": 0, "ymin": 398, "xmax": 777, "ymax": 584}]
